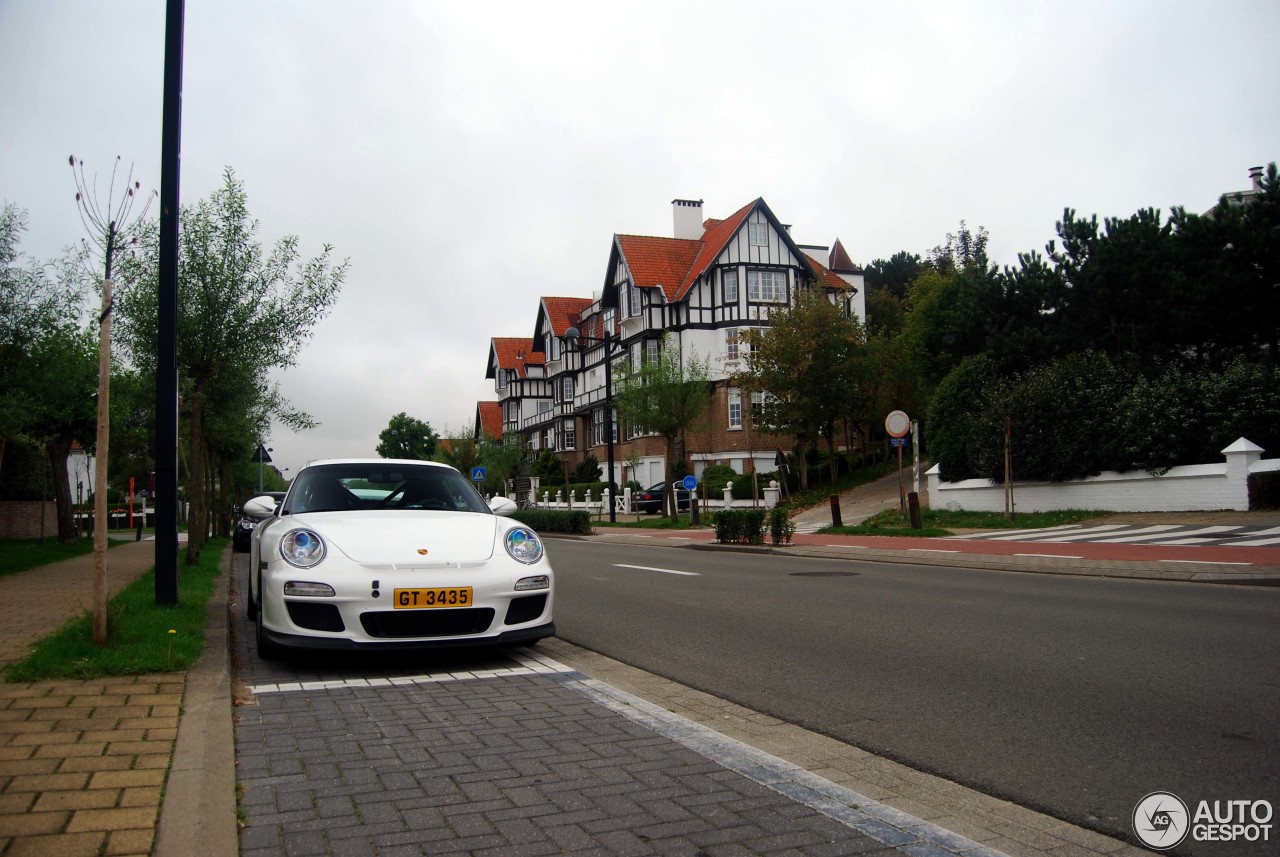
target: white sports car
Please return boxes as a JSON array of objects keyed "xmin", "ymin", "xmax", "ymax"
[{"xmin": 245, "ymin": 459, "xmax": 554, "ymax": 657}]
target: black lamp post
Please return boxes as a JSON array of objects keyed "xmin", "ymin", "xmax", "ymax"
[{"xmin": 564, "ymin": 326, "xmax": 619, "ymax": 522}]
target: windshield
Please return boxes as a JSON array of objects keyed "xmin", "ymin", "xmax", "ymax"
[{"xmin": 284, "ymin": 463, "xmax": 491, "ymax": 515}]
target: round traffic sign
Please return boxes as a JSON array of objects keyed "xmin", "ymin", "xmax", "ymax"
[
  {"xmin": 681, "ymin": 475, "xmax": 698, "ymax": 491},
  {"xmin": 885, "ymin": 410, "xmax": 911, "ymax": 438}
]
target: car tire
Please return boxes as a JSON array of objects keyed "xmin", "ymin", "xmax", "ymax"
[
  {"xmin": 245, "ymin": 562, "xmax": 258, "ymax": 620},
  {"xmin": 255, "ymin": 572, "xmax": 278, "ymax": 660}
]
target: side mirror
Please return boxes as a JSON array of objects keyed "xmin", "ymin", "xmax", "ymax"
[
  {"xmin": 242, "ymin": 495, "xmax": 279, "ymax": 520},
  {"xmin": 488, "ymin": 496, "xmax": 517, "ymax": 517}
]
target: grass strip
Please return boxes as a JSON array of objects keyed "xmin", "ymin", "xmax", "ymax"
[
  {"xmin": 0, "ymin": 537, "xmax": 133, "ymax": 580},
  {"xmin": 3, "ymin": 538, "xmax": 227, "ymax": 682},
  {"xmin": 820, "ymin": 507, "xmax": 1108, "ymax": 537}
]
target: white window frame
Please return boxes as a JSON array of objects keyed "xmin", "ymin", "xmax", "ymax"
[
  {"xmin": 628, "ymin": 282, "xmax": 641, "ymax": 318},
  {"xmin": 727, "ymin": 387, "xmax": 742, "ymax": 429},
  {"xmin": 747, "ymin": 269, "xmax": 786, "ymax": 303},
  {"xmin": 725, "ymin": 328, "xmax": 740, "ymax": 361},
  {"xmin": 751, "ymin": 390, "xmax": 766, "ymax": 425},
  {"xmin": 560, "ymin": 419, "xmax": 575, "ymax": 451},
  {"xmin": 644, "ymin": 339, "xmax": 659, "ymax": 366},
  {"xmin": 724, "ymin": 269, "xmax": 739, "ymax": 303},
  {"xmin": 748, "ymin": 221, "xmax": 768, "ymax": 246}
]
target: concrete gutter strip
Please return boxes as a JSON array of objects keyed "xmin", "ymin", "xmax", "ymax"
[{"xmin": 154, "ymin": 549, "xmax": 239, "ymax": 857}]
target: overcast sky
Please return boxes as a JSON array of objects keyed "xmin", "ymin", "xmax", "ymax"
[{"xmin": 2, "ymin": 1, "xmax": 1277, "ymax": 478}]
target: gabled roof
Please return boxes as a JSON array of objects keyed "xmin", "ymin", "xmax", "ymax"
[
  {"xmin": 475, "ymin": 401, "xmax": 503, "ymax": 440},
  {"xmin": 611, "ymin": 198, "xmax": 824, "ymax": 304},
  {"xmin": 674, "ymin": 199, "xmax": 758, "ymax": 299},
  {"xmin": 612, "ymin": 235, "xmax": 702, "ymax": 303},
  {"xmin": 535, "ymin": 296, "xmax": 593, "ymax": 340},
  {"xmin": 486, "ymin": 337, "xmax": 543, "ymax": 379}
]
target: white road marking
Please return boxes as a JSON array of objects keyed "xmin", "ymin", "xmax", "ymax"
[
  {"xmin": 1014, "ymin": 553, "xmax": 1084, "ymax": 559},
  {"xmin": 947, "ymin": 524, "xmax": 1084, "ymax": 540},
  {"xmin": 908, "ymin": 549, "xmax": 960, "ymax": 553},
  {"xmin": 614, "ymin": 563, "xmax": 701, "ymax": 576}
]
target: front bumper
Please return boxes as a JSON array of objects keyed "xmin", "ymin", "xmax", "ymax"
[{"xmin": 260, "ymin": 620, "xmax": 556, "ymax": 651}]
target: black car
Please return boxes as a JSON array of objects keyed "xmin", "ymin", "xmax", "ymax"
[
  {"xmin": 233, "ymin": 491, "xmax": 286, "ymax": 552},
  {"xmin": 633, "ymin": 481, "xmax": 692, "ymax": 514}
]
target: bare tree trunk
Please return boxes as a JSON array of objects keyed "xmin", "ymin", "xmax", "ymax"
[
  {"xmin": 92, "ymin": 277, "xmax": 112, "ymax": 646},
  {"xmin": 663, "ymin": 435, "xmax": 678, "ymax": 520}
]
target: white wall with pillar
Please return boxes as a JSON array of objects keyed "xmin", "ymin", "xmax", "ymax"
[{"xmin": 926, "ymin": 438, "xmax": 1278, "ymax": 513}]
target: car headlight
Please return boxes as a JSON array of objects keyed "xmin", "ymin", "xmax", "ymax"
[
  {"xmin": 281, "ymin": 529, "xmax": 326, "ymax": 568},
  {"xmin": 504, "ymin": 527, "xmax": 544, "ymax": 564}
]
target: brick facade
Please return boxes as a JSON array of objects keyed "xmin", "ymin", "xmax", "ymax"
[{"xmin": 0, "ymin": 501, "xmax": 60, "ymax": 540}]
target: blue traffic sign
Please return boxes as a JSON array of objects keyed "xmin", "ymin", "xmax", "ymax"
[
  {"xmin": 889, "ymin": 437, "xmax": 908, "ymax": 448},
  {"xmin": 470, "ymin": 467, "xmax": 486, "ymax": 482},
  {"xmin": 681, "ymin": 475, "xmax": 698, "ymax": 491}
]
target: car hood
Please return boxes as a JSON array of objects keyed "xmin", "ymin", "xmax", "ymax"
[{"xmin": 286, "ymin": 511, "xmax": 499, "ymax": 564}]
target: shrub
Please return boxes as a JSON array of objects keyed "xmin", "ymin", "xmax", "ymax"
[
  {"xmin": 768, "ymin": 507, "xmax": 795, "ymax": 545},
  {"xmin": 714, "ymin": 508, "xmax": 766, "ymax": 545},
  {"xmin": 510, "ymin": 509, "xmax": 592, "ymax": 535}
]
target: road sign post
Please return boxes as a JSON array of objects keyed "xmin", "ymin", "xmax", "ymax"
[{"xmin": 886, "ymin": 412, "xmax": 911, "ymax": 523}]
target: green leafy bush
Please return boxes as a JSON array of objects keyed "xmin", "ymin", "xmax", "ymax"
[
  {"xmin": 768, "ymin": 507, "xmax": 795, "ymax": 545},
  {"xmin": 714, "ymin": 508, "xmax": 766, "ymax": 545}
]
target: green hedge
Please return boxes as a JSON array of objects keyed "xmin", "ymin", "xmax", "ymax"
[
  {"xmin": 715, "ymin": 509, "xmax": 766, "ymax": 545},
  {"xmin": 510, "ymin": 509, "xmax": 592, "ymax": 535}
]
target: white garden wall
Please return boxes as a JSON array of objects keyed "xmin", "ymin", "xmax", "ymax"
[{"xmin": 926, "ymin": 438, "xmax": 1279, "ymax": 513}]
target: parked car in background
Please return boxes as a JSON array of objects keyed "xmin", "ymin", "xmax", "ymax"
[
  {"xmin": 233, "ymin": 492, "xmax": 286, "ymax": 552},
  {"xmin": 633, "ymin": 481, "xmax": 692, "ymax": 514},
  {"xmin": 245, "ymin": 459, "xmax": 554, "ymax": 657}
]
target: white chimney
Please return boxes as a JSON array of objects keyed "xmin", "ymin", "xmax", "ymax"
[{"xmin": 672, "ymin": 198, "xmax": 704, "ymax": 240}]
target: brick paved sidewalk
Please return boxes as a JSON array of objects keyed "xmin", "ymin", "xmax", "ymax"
[{"xmin": 0, "ymin": 540, "xmax": 186, "ymax": 857}]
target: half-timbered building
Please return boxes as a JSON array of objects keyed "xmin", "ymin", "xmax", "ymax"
[{"xmin": 477, "ymin": 197, "xmax": 865, "ymax": 489}]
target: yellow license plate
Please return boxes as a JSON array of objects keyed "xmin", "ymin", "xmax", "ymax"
[{"xmin": 392, "ymin": 587, "xmax": 473, "ymax": 609}]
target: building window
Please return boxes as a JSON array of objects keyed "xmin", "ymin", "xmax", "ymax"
[
  {"xmin": 537, "ymin": 400, "xmax": 551, "ymax": 415},
  {"xmin": 725, "ymin": 328, "xmax": 740, "ymax": 361},
  {"xmin": 751, "ymin": 391, "xmax": 766, "ymax": 425},
  {"xmin": 561, "ymin": 375, "xmax": 574, "ymax": 403},
  {"xmin": 728, "ymin": 388, "xmax": 742, "ymax": 429},
  {"xmin": 724, "ymin": 269, "xmax": 738, "ymax": 303},
  {"xmin": 559, "ymin": 419, "xmax": 575, "ymax": 451},
  {"xmin": 628, "ymin": 282, "xmax": 641, "ymax": 317},
  {"xmin": 603, "ymin": 308, "xmax": 615, "ymax": 335},
  {"xmin": 747, "ymin": 269, "xmax": 786, "ymax": 303},
  {"xmin": 748, "ymin": 221, "xmax": 768, "ymax": 246},
  {"xmin": 545, "ymin": 333, "xmax": 560, "ymax": 361},
  {"xmin": 644, "ymin": 339, "xmax": 659, "ymax": 366}
]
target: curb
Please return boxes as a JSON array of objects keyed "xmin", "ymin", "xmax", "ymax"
[{"xmin": 153, "ymin": 547, "xmax": 238, "ymax": 857}]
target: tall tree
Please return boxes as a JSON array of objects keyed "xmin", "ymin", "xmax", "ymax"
[
  {"xmin": 0, "ymin": 204, "xmax": 84, "ymax": 475},
  {"xmin": 612, "ymin": 334, "xmax": 711, "ymax": 519},
  {"xmin": 116, "ymin": 168, "xmax": 347, "ymax": 564},
  {"xmin": 738, "ymin": 289, "xmax": 868, "ymax": 489},
  {"xmin": 377, "ymin": 412, "xmax": 440, "ymax": 460}
]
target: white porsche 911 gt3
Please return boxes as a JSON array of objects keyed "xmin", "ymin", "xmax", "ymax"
[{"xmin": 245, "ymin": 459, "xmax": 554, "ymax": 657}]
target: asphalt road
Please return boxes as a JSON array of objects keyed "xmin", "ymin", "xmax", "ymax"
[{"xmin": 545, "ymin": 538, "xmax": 1280, "ymax": 852}]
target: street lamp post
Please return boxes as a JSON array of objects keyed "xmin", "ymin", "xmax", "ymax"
[{"xmin": 564, "ymin": 326, "xmax": 618, "ymax": 523}]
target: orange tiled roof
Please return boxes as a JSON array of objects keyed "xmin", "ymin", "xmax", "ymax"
[
  {"xmin": 674, "ymin": 199, "xmax": 758, "ymax": 300},
  {"xmin": 491, "ymin": 337, "xmax": 543, "ymax": 378},
  {"xmin": 802, "ymin": 252, "xmax": 853, "ymax": 291},
  {"xmin": 541, "ymin": 297, "xmax": 593, "ymax": 336},
  {"xmin": 475, "ymin": 401, "xmax": 503, "ymax": 439},
  {"xmin": 614, "ymin": 235, "xmax": 702, "ymax": 303}
]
